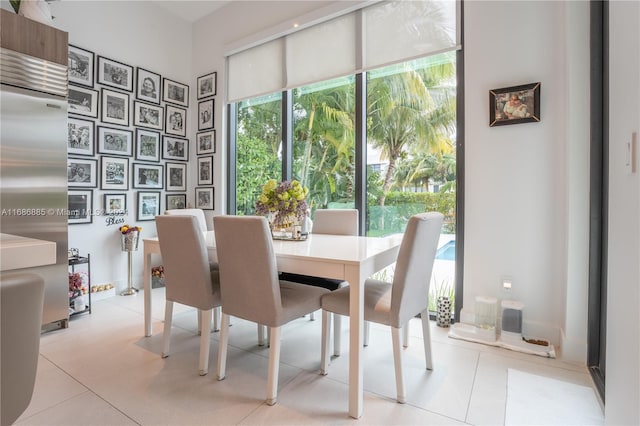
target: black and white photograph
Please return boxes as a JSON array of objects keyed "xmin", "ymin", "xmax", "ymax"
[
  {"xmin": 133, "ymin": 163, "xmax": 163, "ymax": 189},
  {"xmin": 197, "ymin": 156, "xmax": 213, "ymax": 186},
  {"xmin": 133, "ymin": 101, "xmax": 163, "ymax": 131},
  {"xmin": 135, "ymin": 129, "xmax": 161, "ymax": 162},
  {"xmin": 197, "ymin": 71, "xmax": 216, "ymax": 99},
  {"xmin": 68, "ymin": 190, "xmax": 93, "ymax": 225},
  {"xmin": 198, "ymin": 98, "xmax": 214, "ymax": 131},
  {"xmin": 68, "ymin": 45, "xmax": 94, "ymax": 87},
  {"xmin": 68, "ymin": 85, "xmax": 99, "ymax": 118},
  {"xmin": 165, "ymin": 104, "xmax": 187, "ymax": 137},
  {"xmin": 162, "ymin": 136, "xmax": 188, "ymax": 161},
  {"xmin": 166, "ymin": 162, "xmax": 187, "ymax": 192},
  {"xmin": 162, "ymin": 78, "xmax": 189, "ymax": 107},
  {"xmin": 97, "ymin": 126, "xmax": 133, "ymax": 157},
  {"xmin": 136, "ymin": 68, "xmax": 161, "ymax": 104},
  {"xmin": 196, "ymin": 130, "xmax": 216, "ymax": 155},
  {"xmin": 103, "ymin": 193, "xmax": 127, "ymax": 215},
  {"xmin": 137, "ymin": 191, "xmax": 161, "ymax": 221},
  {"xmin": 67, "ymin": 117, "xmax": 94, "ymax": 156},
  {"xmin": 166, "ymin": 193, "xmax": 186, "ymax": 210},
  {"xmin": 101, "ymin": 88, "xmax": 130, "ymax": 126},
  {"xmin": 100, "ymin": 156, "xmax": 129, "ymax": 190},
  {"xmin": 97, "ymin": 56, "xmax": 134, "ymax": 92},
  {"xmin": 195, "ymin": 187, "xmax": 214, "ymax": 210},
  {"xmin": 67, "ymin": 157, "xmax": 97, "ymax": 188}
]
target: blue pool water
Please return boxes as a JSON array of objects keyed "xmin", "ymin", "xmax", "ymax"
[{"xmin": 435, "ymin": 240, "xmax": 456, "ymax": 261}]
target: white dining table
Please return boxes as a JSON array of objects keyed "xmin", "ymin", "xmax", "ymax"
[{"xmin": 142, "ymin": 230, "xmax": 403, "ymax": 419}]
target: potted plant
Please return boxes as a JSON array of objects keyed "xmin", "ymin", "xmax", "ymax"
[{"xmin": 9, "ymin": 0, "xmax": 54, "ymax": 25}]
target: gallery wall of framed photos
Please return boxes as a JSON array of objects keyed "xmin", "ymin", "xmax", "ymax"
[{"xmin": 67, "ymin": 43, "xmax": 219, "ymax": 225}]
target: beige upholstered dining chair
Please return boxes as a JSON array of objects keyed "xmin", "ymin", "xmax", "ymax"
[
  {"xmin": 155, "ymin": 215, "xmax": 221, "ymax": 376},
  {"xmin": 213, "ymin": 215, "xmax": 330, "ymax": 406},
  {"xmin": 165, "ymin": 208, "xmax": 208, "ymax": 232},
  {"xmin": 279, "ymin": 208, "xmax": 358, "ymax": 355},
  {"xmin": 319, "ymin": 212, "xmax": 443, "ymax": 404}
]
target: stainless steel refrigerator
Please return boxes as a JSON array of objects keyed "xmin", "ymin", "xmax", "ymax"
[{"xmin": 0, "ymin": 47, "xmax": 70, "ymax": 328}]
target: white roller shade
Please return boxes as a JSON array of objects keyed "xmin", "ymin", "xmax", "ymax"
[
  {"xmin": 363, "ymin": 0, "xmax": 458, "ymax": 71},
  {"xmin": 285, "ymin": 13, "xmax": 356, "ymax": 89},
  {"xmin": 227, "ymin": 38, "xmax": 284, "ymax": 103}
]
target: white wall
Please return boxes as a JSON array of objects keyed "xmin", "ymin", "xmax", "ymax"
[
  {"xmin": 605, "ymin": 1, "xmax": 640, "ymax": 424},
  {"xmin": 48, "ymin": 1, "xmax": 193, "ymax": 290}
]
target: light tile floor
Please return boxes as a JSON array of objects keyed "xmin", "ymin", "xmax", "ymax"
[{"xmin": 16, "ymin": 289, "xmax": 599, "ymax": 425}]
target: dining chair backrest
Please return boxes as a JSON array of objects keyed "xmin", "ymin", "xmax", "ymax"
[
  {"xmin": 390, "ymin": 212, "xmax": 444, "ymax": 328},
  {"xmin": 165, "ymin": 208, "xmax": 207, "ymax": 232},
  {"xmin": 312, "ymin": 209, "xmax": 358, "ymax": 236},
  {"xmin": 213, "ymin": 215, "xmax": 283, "ymax": 327},
  {"xmin": 155, "ymin": 215, "xmax": 217, "ymax": 310}
]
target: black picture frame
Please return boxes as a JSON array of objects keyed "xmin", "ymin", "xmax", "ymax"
[
  {"xmin": 166, "ymin": 162, "xmax": 187, "ymax": 192},
  {"xmin": 137, "ymin": 191, "xmax": 161, "ymax": 221},
  {"xmin": 101, "ymin": 88, "xmax": 130, "ymax": 127},
  {"xmin": 97, "ymin": 56, "xmax": 134, "ymax": 92},
  {"xmin": 132, "ymin": 163, "xmax": 164, "ymax": 189},
  {"xmin": 197, "ymin": 98, "xmax": 214, "ymax": 131},
  {"xmin": 197, "ymin": 71, "xmax": 216, "ymax": 99},
  {"xmin": 68, "ymin": 45, "xmax": 94, "ymax": 88},
  {"xmin": 100, "ymin": 156, "xmax": 129, "ymax": 190},
  {"xmin": 166, "ymin": 193, "xmax": 186, "ymax": 210},
  {"xmin": 197, "ymin": 156, "xmax": 213, "ymax": 186},
  {"xmin": 67, "ymin": 157, "xmax": 98, "ymax": 188},
  {"xmin": 162, "ymin": 78, "xmax": 189, "ymax": 107},
  {"xmin": 68, "ymin": 190, "xmax": 93, "ymax": 224},
  {"xmin": 162, "ymin": 136, "xmax": 189, "ymax": 161},
  {"xmin": 195, "ymin": 187, "xmax": 214, "ymax": 210},
  {"xmin": 136, "ymin": 67, "xmax": 161, "ymax": 105},
  {"xmin": 97, "ymin": 126, "xmax": 133, "ymax": 157},
  {"xmin": 67, "ymin": 117, "xmax": 94, "ymax": 156},
  {"xmin": 135, "ymin": 129, "xmax": 161, "ymax": 162},
  {"xmin": 165, "ymin": 104, "xmax": 187, "ymax": 137},
  {"xmin": 489, "ymin": 82, "xmax": 541, "ymax": 127},
  {"xmin": 68, "ymin": 85, "xmax": 99, "ymax": 118},
  {"xmin": 103, "ymin": 193, "xmax": 127, "ymax": 215},
  {"xmin": 133, "ymin": 101, "xmax": 164, "ymax": 131},
  {"xmin": 196, "ymin": 130, "xmax": 216, "ymax": 155}
]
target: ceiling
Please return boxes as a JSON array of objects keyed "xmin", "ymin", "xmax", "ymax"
[{"xmin": 149, "ymin": 1, "xmax": 231, "ymax": 23}]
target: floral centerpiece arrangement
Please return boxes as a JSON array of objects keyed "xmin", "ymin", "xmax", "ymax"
[
  {"xmin": 119, "ymin": 224, "xmax": 142, "ymax": 252},
  {"xmin": 119, "ymin": 224, "xmax": 142, "ymax": 234},
  {"xmin": 68, "ymin": 271, "xmax": 87, "ymax": 299},
  {"xmin": 255, "ymin": 179, "xmax": 309, "ymax": 228}
]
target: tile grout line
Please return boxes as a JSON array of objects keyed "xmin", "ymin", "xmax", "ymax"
[{"xmin": 463, "ymin": 349, "xmax": 482, "ymax": 425}]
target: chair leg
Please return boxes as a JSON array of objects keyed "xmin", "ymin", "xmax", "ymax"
[
  {"xmin": 161, "ymin": 301, "xmax": 174, "ymax": 358},
  {"xmin": 197, "ymin": 309, "xmax": 202, "ymax": 335},
  {"xmin": 403, "ymin": 322, "xmax": 410, "ymax": 348},
  {"xmin": 216, "ymin": 313, "xmax": 230, "ymax": 380},
  {"xmin": 364, "ymin": 320, "xmax": 370, "ymax": 347},
  {"xmin": 391, "ymin": 327, "xmax": 406, "ymax": 404},
  {"xmin": 258, "ymin": 324, "xmax": 267, "ymax": 346},
  {"xmin": 420, "ymin": 308, "xmax": 433, "ymax": 370},
  {"xmin": 213, "ymin": 306, "xmax": 220, "ymax": 332},
  {"xmin": 321, "ymin": 310, "xmax": 332, "ymax": 375},
  {"xmin": 266, "ymin": 326, "xmax": 282, "ymax": 406},
  {"xmin": 199, "ymin": 309, "xmax": 212, "ymax": 376},
  {"xmin": 309, "ymin": 311, "xmax": 315, "ymax": 321},
  {"xmin": 333, "ymin": 314, "xmax": 341, "ymax": 356}
]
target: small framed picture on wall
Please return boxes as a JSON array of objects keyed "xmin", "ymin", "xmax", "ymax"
[
  {"xmin": 165, "ymin": 105, "xmax": 187, "ymax": 137},
  {"xmin": 197, "ymin": 71, "xmax": 216, "ymax": 99},
  {"xmin": 97, "ymin": 126, "xmax": 133, "ymax": 157},
  {"xmin": 103, "ymin": 193, "xmax": 127, "ymax": 215},
  {"xmin": 162, "ymin": 78, "xmax": 189, "ymax": 107},
  {"xmin": 136, "ymin": 67, "xmax": 161, "ymax": 105},
  {"xmin": 198, "ymin": 98, "xmax": 214, "ymax": 131},
  {"xmin": 195, "ymin": 187, "xmax": 214, "ymax": 210},
  {"xmin": 489, "ymin": 82, "xmax": 541, "ymax": 127},
  {"xmin": 68, "ymin": 190, "xmax": 93, "ymax": 225},
  {"xmin": 97, "ymin": 56, "xmax": 134, "ymax": 92},
  {"xmin": 135, "ymin": 129, "xmax": 161, "ymax": 162},
  {"xmin": 162, "ymin": 136, "xmax": 188, "ymax": 161},
  {"xmin": 67, "ymin": 117, "xmax": 94, "ymax": 156},
  {"xmin": 133, "ymin": 101, "xmax": 164, "ymax": 131},
  {"xmin": 68, "ymin": 85, "xmax": 99, "ymax": 118},
  {"xmin": 196, "ymin": 130, "xmax": 215, "ymax": 155},
  {"xmin": 166, "ymin": 162, "xmax": 187, "ymax": 192},
  {"xmin": 197, "ymin": 156, "xmax": 213, "ymax": 186},
  {"xmin": 137, "ymin": 191, "xmax": 161, "ymax": 221},
  {"xmin": 132, "ymin": 163, "xmax": 163, "ymax": 189},
  {"xmin": 166, "ymin": 193, "xmax": 186, "ymax": 210},
  {"xmin": 101, "ymin": 88, "xmax": 130, "ymax": 127},
  {"xmin": 100, "ymin": 156, "xmax": 129, "ymax": 190},
  {"xmin": 68, "ymin": 45, "xmax": 95, "ymax": 88},
  {"xmin": 67, "ymin": 157, "xmax": 97, "ymax": 188}
]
